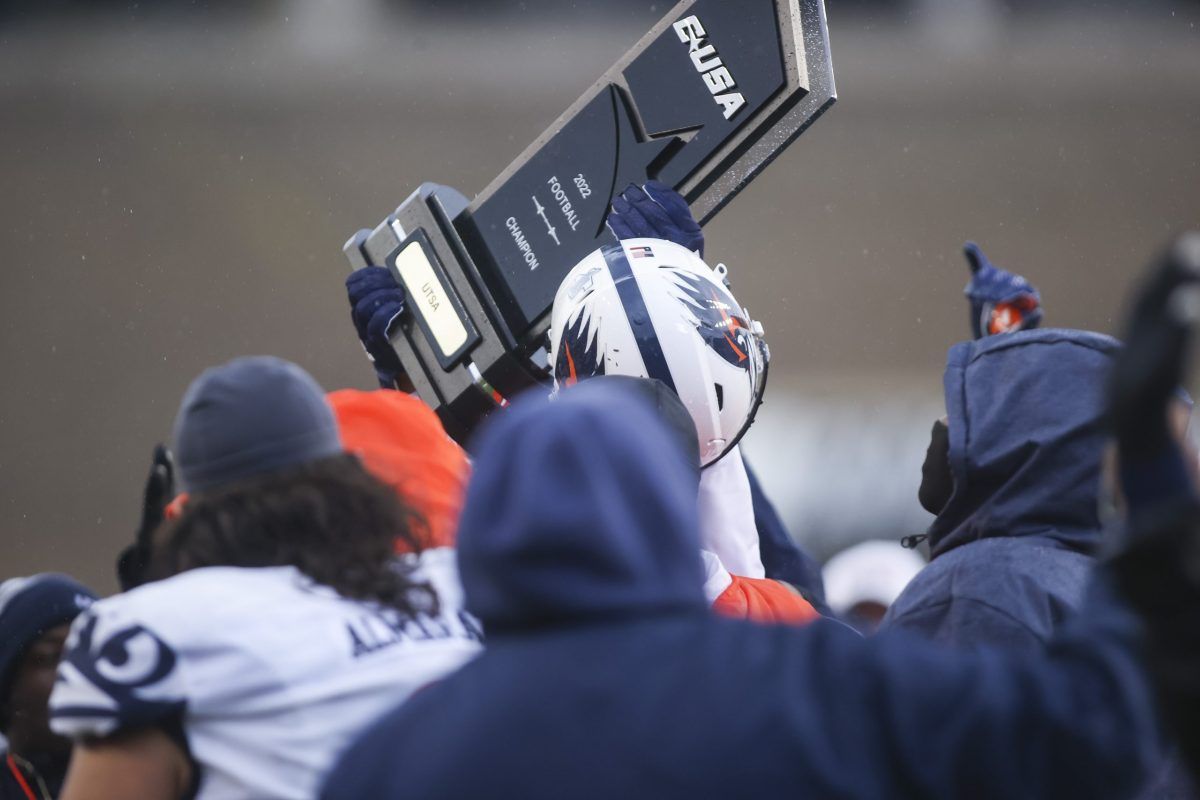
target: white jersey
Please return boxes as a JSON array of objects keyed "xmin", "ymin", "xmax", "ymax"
[
  {"xmin": 50, "ymin": 549, "xmax": 481, "ymax": 799},
  {"xmin": 697, "ymin": 445, "xmax": 765, "ymax": 579}
]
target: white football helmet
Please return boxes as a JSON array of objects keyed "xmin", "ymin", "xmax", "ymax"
[{"xmin": 548, "ymin": 238, "xmax": 769, "ymax": 466}]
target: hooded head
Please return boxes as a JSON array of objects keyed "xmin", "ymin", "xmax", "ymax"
[
  {"xmin": 456, "ymin": 379, "xmax": 707, "ymax": 632},
  {"xmin": 329, "ymin": 389, "xmax": 470, "ymax": 551},
  {"xmin": 925, "ymin": 329, "xmax": 1120, "ymax": 557},
  {"xmin": 0, "ymin": 574, "xmax": 96, "ymax": 753},
  {"xmin": 0, "ymin": 575, "xmax": 96, "ymax": 710}
]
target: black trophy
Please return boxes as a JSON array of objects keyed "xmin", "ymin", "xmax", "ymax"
[{"xmin": 344, "ymin": 0, "xmax": 836, "ymax": 443}]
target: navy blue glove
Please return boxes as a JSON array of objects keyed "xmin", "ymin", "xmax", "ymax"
[
  {"xmin": 607, "ymin": 181, "xmax": 705, "ymax": 258},
  {"xmin": 963, "ymin": 242, "xmax": 1043, "ymax": 339},
  {"xmin": 1112, "ymin": 234, "xmax": 1200, "ymax": 466},
  {"xmin": 346, "ymin": 266, "xmax": 406, "ymax": 388},
  {"xmin": 116, "ymin": 444, "xmax": 175, "ymax": 591}
]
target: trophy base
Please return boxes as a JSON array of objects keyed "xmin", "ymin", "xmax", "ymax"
[{"xmin": 343, "ymin": 183, "xmax": 546, "ymax": 443}]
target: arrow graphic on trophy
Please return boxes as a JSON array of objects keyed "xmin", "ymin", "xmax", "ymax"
[{"xmin": 532, "ymin": 196, "xmax": 562, "ymax": 247}]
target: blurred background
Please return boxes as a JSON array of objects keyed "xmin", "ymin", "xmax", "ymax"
[{"xmin": 1, "ymin": 0, "xmax": 1198, "ymax": 593}]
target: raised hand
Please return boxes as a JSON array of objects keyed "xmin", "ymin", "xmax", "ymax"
[
  {"xmin": 116, "ymin": 444, "xmax": 176, "ymax": 590},
  {"xmin": 963, "ymin": 242, "xmax": 1043, "ymax": 339},
  {"xmin": 1107, "ymin": 234, "xmax": 1200, "ymax": 783},
  {"xmin": 607, "ymin": 181, "xmax": 705, "ymax": 258},
  {"xmin": 1110, "ymin": 232, "xmax": 1200, "ymax": 461},
  {"xmin": 346, "ymin": 266, "xmax": 407, "ymax": 389}
]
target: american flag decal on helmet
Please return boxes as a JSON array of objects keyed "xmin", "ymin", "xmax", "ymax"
[{"xmin": 628, "ymin": 245, "xmax": 654, "ymax": 259}]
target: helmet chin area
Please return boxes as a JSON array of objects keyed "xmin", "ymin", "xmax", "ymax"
[
  {"xmin": 702, "ymin": 438, "xmax": 729, "ymax": 465},
  {"xmin": 701, "ymin": 332, "xmax": 770, "ymax": 468}
]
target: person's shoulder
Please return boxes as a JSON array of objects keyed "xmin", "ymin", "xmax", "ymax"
[
  {"xmin": 51, "ymin": 593, "xmax": 192, "ymax": 741},
  {"xmin": 884, "ymin": 540, "xmax": 1080, "ymax": 646},
  {"xmin": 922, "ymin": 537, "xmax": 1077, "ymax": 583},
  {"xmin": 97, "ymin": 566, "xmax": 315, "ymax": 630},
  {"xmin": 887, "ymin": 543, "xmax": 974, "ymax": 598},
  {"xmin": 50, "ymin": 567, "xmax": 350, "ymax": 740},
  {"xmin": 885, "ymin": 542, "xmax": 1027, "ymax": 618},
  {"xmin": 933, "ymin": 538, "xmax": 1092, "ymax": 594},
  {"xmin": 136, "ymin": 564, "xmax": 308, "ymax": 598},
  {"xmin": 0, "ymin": 751, "xmax": 28, "ymax": 800}
]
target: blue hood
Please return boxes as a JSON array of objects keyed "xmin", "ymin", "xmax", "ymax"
[
  {"xmin": 929, "ymin": 328, "xmax": 1120, "ymax": 558},
  {"xmin": 456, "ymin": 381, "xmax": 708, "ymax": 631}
]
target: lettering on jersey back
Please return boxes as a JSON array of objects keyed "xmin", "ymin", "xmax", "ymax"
[{"xmin": 347, "ymin": 609, "xmax": 484, "ymax": 658}]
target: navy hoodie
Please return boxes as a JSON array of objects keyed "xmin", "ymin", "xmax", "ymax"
[
  {"xmin": 322, "ymin": 380, "xmax": 1158, "ymax": 800},
  {"xmin": 883, "ymin": 329, "xmax": 1120, "ymax": 650}
]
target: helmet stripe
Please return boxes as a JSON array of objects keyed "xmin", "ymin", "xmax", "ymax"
[{"xmin": 601, "ymin": 245, "xmax": 678, "ymax": 394}]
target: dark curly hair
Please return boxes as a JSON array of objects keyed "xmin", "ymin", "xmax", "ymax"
[{"xmin": 148, "ymin": 454, "xmax": 438, "ymax": 617}]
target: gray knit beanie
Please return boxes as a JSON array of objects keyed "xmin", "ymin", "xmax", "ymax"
[{"xmin": 173, "ymin": 356, "xmax": 342, "ymax": 492}]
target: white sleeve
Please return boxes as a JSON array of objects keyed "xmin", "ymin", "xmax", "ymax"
[
  {"xmin": 697, "ymin": 445, "xmax": 765, "ymax": 579},
  {"xmin": 698, "ymin": 550, "xmax": 733, "ymax": 604},
  {"xmin": 50, "ymin": 598, "xmax": 189, "ymax": 740}
]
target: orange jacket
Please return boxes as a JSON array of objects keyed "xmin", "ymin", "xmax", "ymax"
[
  {"xmin": 328, "ymin": 389, "xmax": 470, "ymax": 552},
  {"xmin": 712, "ymin": 576, "xmax": 821, "ymax": 626}
]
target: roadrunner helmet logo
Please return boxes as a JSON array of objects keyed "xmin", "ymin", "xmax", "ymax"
[
  {"xmin": 663, "ymin": 269, "xmax": 756, "ymax": 370},
  {"xmin": 554, "ymin": 311, "xmax": 606, "ymax": 387}
]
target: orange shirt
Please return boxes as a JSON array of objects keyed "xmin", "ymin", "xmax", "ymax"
[{"xmin": 712, "ymin": 576, "xmax": 821, "ymax": 626}]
